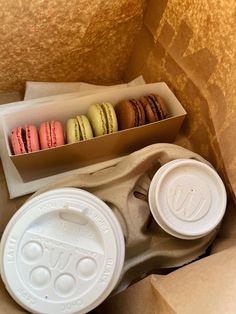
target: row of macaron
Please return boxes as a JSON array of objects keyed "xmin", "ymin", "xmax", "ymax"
[{"xmin": 10, "ymin": 93, "xmax": 168, "ymax": 155}]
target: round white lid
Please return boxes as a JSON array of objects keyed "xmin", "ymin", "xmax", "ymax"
[
  {"xmin": 0, "ymin": 188, "xmax": 125, "ymax": 314},
  {"xmin": 149, "ymin": 159, "xmax": 227, "ymax": 239}
]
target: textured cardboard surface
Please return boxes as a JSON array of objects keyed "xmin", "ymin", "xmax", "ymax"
[
  {"xmin": 150, "ymin": 247, "xmax": 236, "ymax": 313},
  {"xmin": 92, "ymin": 275, "xmax": 168, "ymax": 314},
  {"xmin": 101, "ymin": 246, "xmax": 236, "ymax": 314}
]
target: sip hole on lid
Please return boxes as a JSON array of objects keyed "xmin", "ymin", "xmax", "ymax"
[{"xmin": 0, "ymin": 188, "xmax": 125, "ymax": 314}]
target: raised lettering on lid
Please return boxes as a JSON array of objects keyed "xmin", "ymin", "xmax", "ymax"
[{"xmin": 0, "ymin": 188, "xmax": 125, "ymax": 314}]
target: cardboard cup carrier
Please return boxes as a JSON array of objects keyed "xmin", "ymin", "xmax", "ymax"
[{"xmin": 0, "ymin": 145, "xmax": 227, "ymax": 314}]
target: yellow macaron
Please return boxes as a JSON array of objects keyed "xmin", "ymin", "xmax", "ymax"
[{"xmin": 66, "ymin": 115, "xmax": 93, "ymax": 143}]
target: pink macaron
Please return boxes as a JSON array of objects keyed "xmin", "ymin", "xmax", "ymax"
[
  {"xmin": 39, "ymin": 120, "xmax": 64, "ymax": 149},
  {"xmin": 11, "ymin": 125, "xmax": 40, "ymax": 155}
]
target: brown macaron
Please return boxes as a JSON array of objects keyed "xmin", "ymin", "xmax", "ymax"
[
  {"xmin": 140, "ymin": 94, "xmax": 168, "ymax": 123},
  {"xmin": 115, "ymin": 99, "xmax": 146, "ymax": 130}
]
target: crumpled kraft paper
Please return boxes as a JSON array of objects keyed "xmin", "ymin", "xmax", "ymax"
[
  {"xmin": 125, "ymin": 0, "xmax": 236, "ymax": 201},
  {"xmin": 0, "ymin": 0, "xmax": 234, "ymax": 198}
]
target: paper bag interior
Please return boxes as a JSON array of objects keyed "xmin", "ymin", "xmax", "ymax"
[
  {"xmin": 0, "ymin": 0, "xmax": 235, "ymax": 313},
  {"xmin": 93, "ymin": 246, "xmax": 236, "ymax": 314}
]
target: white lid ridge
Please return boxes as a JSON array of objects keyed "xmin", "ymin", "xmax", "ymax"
[
  {"xmin": 148, "ymin": 159, "xmax": 227, "ymax": 239},
  {"xmin": 0, "ymin": 188, "xmax": 125, "ymax": 314}
]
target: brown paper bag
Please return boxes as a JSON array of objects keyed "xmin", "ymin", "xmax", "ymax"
[
  {"xmin": 0, "ymin": 0, "xmax": 235, "ymax": 313},
  {"xmin": 96, "ymin": 247, "xmax": 236, "ymax": 314},
  {"xmin": 125, "ymin": 0, "xmax": 236, "ymax": 202}
]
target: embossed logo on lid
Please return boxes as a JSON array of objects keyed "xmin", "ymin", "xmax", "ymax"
[
  {"xmin": 167, "ymin": 175, "xmax": 211, "ymax": 222},
  {"xmin": 148, "ymin": 159, "xmax": 227, "ymax": 239}
]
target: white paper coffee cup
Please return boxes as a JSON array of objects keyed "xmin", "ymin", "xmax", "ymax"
[
  {"xmin": 148, "ymin": 159, "xmax": 227, "ymax": 239},
  {"xmin": 0, "ymin": 188, "xmax": 125, "ymax": 314}
]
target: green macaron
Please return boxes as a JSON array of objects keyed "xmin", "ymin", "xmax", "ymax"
[{"xmin": 87, "ymin": 103, "xmax": 118, "ymax": 137}]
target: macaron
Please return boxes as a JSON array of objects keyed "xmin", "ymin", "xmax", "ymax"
[
  {"xmin": 140, "ymin": 94, "xmax": 168, "ymax": 123},
  {"xmin": 115, "ymin": 98, "xmax": 145, "ymax": 130},
  {"xmin": 39, "ymin": 120, "xmax": 64, "ymax": 149},
  {"xmin": 11, "ymin": 124, "xmax": 40, "ymax": 155},
  {"xmin": 66, "ymin": 115, "xmax": 93, "ymax": 143},
  {"xmin": 87, "ymin": 103, "xmax": 118, "ymax": 136}
]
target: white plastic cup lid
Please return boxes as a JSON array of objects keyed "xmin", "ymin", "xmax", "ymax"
[
  {"xmin": 148, "ymin": 159, "xmax": 227, "ymax": 239},
  {"xmin": 0, "ymin": 188, "xmax": 125, "ymax": 314}
]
